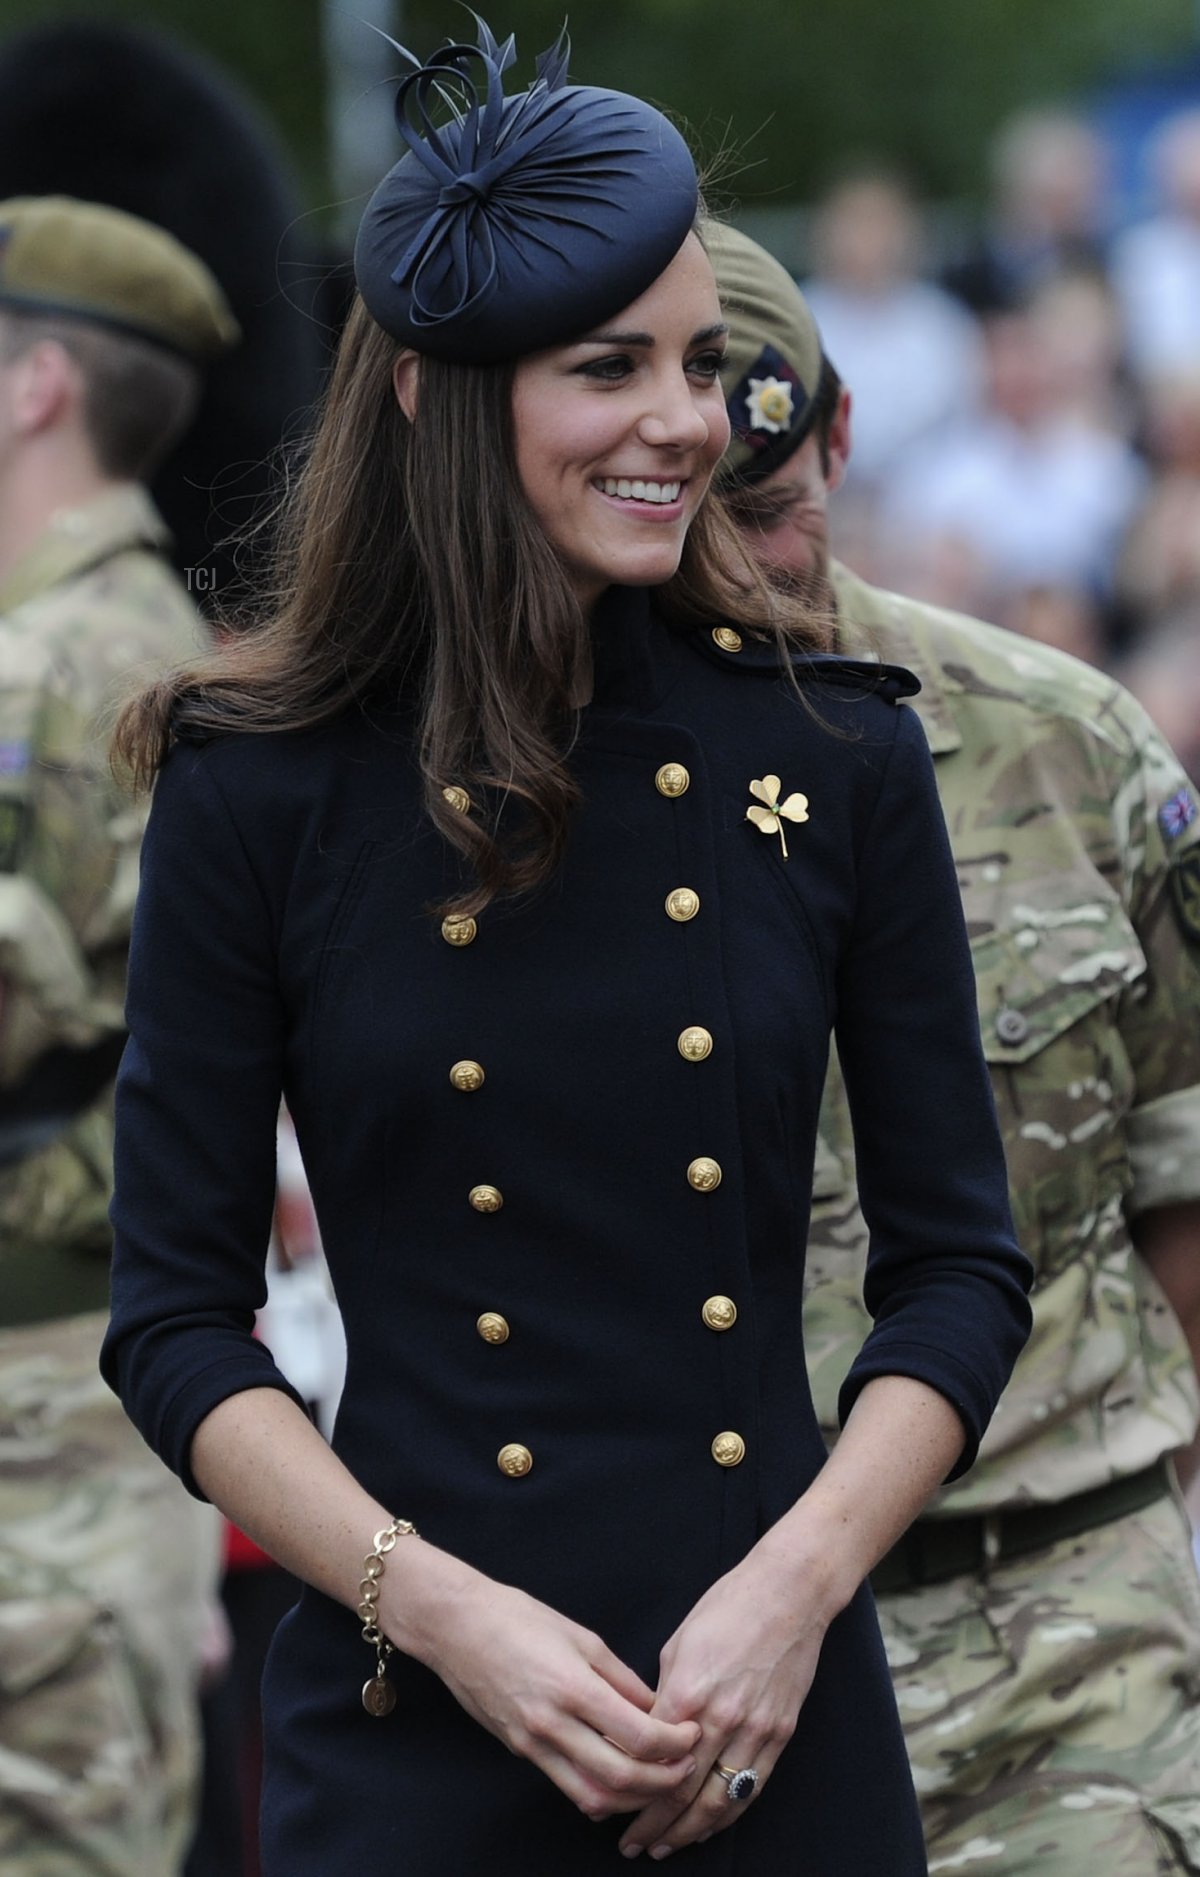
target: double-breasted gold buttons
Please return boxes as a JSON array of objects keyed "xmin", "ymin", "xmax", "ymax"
[
  {"xmin": 712, "ymin": 625, "xmax": 743, "ymax": 653},
  {"xmin": 469, "ymin": 1184, "xmax": 503, "ymax": 1213},
  {"xmin": 441, "ymin": 914, "xmax": 477, "ymax": 947},
  {"xmin": 442, "ymin": 784, "xmax": 472, "ymax": 814},
  {"xmin": 477, "ymin": 1312, "xmax": 510, "ymax": 1344},
  {"xmin": 678, "ymin": 1026, "xmax": 713, "ymax": 1062},
  {"xmin": 665, "ymin": 887, "xmax": 700, "ymax": 923},
  {"xmin": 497, "ymin": 1443, "xmax": 533, "ymax": 1478},
  {"xmin": 702, "ymin": 1295, "xmax": 737, "ymax": 1331},
  {"xmin": 687, "ymin": 1157, "xmax": 723, "ymax": 1193},
  {"xmin": 450, "ymin": 1060, "xmax": 485, "ymax": 1092},
  {"xmin": 655, "ymin": 763, "xmax": 690, "ymax": 798},
  {"xmin": 711, "ymin": 1431, "xmax": 746, "ymax": 1468}
]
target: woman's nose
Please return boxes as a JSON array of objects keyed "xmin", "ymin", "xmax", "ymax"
[{"xmin": 637, "ymin": 372, "xmax": 711, "ymax": 451}]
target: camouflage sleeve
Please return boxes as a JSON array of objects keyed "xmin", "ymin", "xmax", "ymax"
[
  {"xmin": 0, "ymin": 663, "xmax": 130, "ymax": 1088},
  {"xmin": 1109, "ymin": 698, "xmax": 1200, "ymax": 1217}
]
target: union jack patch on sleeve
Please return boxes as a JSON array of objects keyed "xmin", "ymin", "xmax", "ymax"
[{"xmin": 1159, "ymin": 787, "xmax": 1198, "ymax": 841}]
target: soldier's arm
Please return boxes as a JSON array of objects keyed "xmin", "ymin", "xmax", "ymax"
[
  {"xmin": 0, "ymin": 659, "xmax": 131, "ymax": 1271},
  {"xmin": 0, "ymin": 663, "xmax": 124, "ymax": 1088},
  {"xmin": 1112, "ymin": 700, "xmax": 1200, "ymax": 1494},
  {"xmin": 1133, "ymin": 1201, "xmax": 1200, "ymax": 1496}
]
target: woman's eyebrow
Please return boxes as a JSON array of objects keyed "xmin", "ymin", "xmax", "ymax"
[
  {"xmin": 579, "ymin": 328, "xmax": 654, "ymax": 348},
  {"xmin": 576, "ymin": 321, "xmax": 729, "ymax": 349}
]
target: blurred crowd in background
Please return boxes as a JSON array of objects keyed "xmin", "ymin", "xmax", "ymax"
[{"xmin": 793, "ymin": 104, "xmax": 1200, "ymax": 781}]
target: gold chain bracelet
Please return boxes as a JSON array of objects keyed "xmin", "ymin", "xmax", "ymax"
[{"xmin": 358, "ymin": 1515, "xmax": 418, "ymax": 1717}]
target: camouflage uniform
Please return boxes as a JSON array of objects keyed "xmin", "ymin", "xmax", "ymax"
[
  {"xmin": 805, "ymin": 559, "xmax": 1200, "ymax": 1873},
  {"xmin": 0, "ymin": 487, "xmax": 219, "ymax": 1876}
]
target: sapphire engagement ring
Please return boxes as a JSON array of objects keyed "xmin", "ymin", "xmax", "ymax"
[{"xmin": 714, "ymin": 1764, "xmax": 759, "ymax": 1803}]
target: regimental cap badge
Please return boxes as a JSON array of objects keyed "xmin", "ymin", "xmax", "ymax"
[
  {"xmin": 745, "ymin": 374, "xmax": 794, "ymax": 435},
  {"xmin": 724, "ymin": 341, "xmax": 807, "ymax": 461}
]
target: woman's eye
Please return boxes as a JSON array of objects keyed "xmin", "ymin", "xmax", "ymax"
[
  {"xmin": 578, "ymin": 354, "xmax": 634, "ymax": 382},
  {"xmin": 688, "ymin": 349, "xmax": 727, "ymax": 381}
]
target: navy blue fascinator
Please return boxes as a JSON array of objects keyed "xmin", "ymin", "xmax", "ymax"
[{"xmin": 353, "ymin": 15, "xmax": 699, "ymax": 364}]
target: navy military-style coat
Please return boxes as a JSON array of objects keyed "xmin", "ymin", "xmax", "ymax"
[{"xmin": 102, "ymin": 586, "xmax": 1030, "ymax": 1874}]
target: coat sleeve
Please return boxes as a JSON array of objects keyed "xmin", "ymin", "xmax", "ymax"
[
  {"xmin": 100, "ymin": 741, "xmax": 306, "ymax": 1495},
  {"xmin": 832, "ymin": 704, "xmax": 1032, "ymax": 1476}
]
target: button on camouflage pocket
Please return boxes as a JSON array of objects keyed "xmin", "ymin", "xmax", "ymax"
[
  {"xmin": 971, "ymin": 913, "xmax": 1143, "ymax": 1068},
  {"xmin": 969, "ymin": 907, "xmax": 1143, "ymax": 1277}
]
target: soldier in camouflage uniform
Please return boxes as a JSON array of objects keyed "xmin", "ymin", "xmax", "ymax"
[
  {"xmin": 709, "ymin": 219, "xmax": 1200, "ymax": 1873},
  {"xmin": 0, "ymin": 198, "xmax": 238, "ymax": 1875}
]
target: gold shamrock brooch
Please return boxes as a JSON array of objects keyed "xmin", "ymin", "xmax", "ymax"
[{"xmin": 746, "ymin": 775, "xmax": 809, "ymax": 860}]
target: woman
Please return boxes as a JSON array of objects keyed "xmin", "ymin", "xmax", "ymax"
[{"xmin": 102, "ymin": 22, "xmax": 1030, "ymax": 1872}]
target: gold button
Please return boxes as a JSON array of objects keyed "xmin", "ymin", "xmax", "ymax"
[
  {"xmin": 441, "ymin": 915, "xmax": 477, "ymax": 947},
  {"xmin": 469, "ymin": 1184, "xmax": 503, "ymax": 1213},
  {"xmin": 702, "ymin": 1295, "xmax": 737, "ymax": 1331},
  {"xmin": 665, "ymin": 887, "xmax": 700, "ymax": 923},
  {"xmin": 450, "ymin": 1059, "xmax": 485, "ymax": 1092},
  {"xmin": 655, "ymin": 762, "xmax": 690, "ymax": 798},
  {"xmin": 497, "ymin": 1443, "xmax": 532, "ymax": 1478},
  {"xmin": 443, "ymin": 785, "xmax": 472, "ymax": 814},
  {"xmin": 477, "ymin": 1312, "xmax": 510, "ymax": 1344},
  {"xmin": 712, "ymin": 626, "xmax": 743, "ymax": 653},
  {"xmin": 687, "ymin": 1156, "xmax": 723, "ymax": 1192},
  {"xmin": 712, "ymin": 1431, "xmax": 746, "ymax": 1467},
  {"xmin": 678, "ymin": 1026, "xmax": 713, "ymax": 1062}
]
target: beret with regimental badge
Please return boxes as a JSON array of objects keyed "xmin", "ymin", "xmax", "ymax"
[
  {"xmin": 703, "ymin": 218, "xmax": 824, "ymax": 487},
  {"xmin": 354, "ymin": 16, "xmax": 699, "ymax": 364},
  {"xmin": 0, "ymin": 194, "xmax": 239, "ymax": 361}
]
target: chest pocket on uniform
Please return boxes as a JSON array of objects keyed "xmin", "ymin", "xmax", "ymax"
[{"xmin": 969, "ymin": 903, "xmax": 1144, "ymax": 1278}]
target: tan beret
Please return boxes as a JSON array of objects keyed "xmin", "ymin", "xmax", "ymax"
[
  {"xmin": 703, "ymin": 219, "xmax": 824, "ymax": 486},
  {"xmin": 0, "ymin": 195, "xmax": 239, "ymax": 359}
]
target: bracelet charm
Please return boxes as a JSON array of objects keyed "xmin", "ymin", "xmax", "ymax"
[
  {"xmin": 357, "ymin": 1515, "xmax": 418, "ymax": 1717},
  {"xmin": 362, "ymin": 1669, "xmax": 397, "ymax": 1718}
]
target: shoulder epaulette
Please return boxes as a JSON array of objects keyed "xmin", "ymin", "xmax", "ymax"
[
  {"xmin": 792, "ymin": 653, "xmax": 920, "ymax": 703},
  {"xmin": 693, "ymin": 626, "xmax": 920, "ymax": 703}
]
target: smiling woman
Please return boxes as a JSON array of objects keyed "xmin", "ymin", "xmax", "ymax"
[
  {"xmin": 100, "ymin": 16, "xmax": 1031, "ymax": 1876},
  {"xmin": 509, "ymin": 240, "xmax": 731, "ymax": 608}
]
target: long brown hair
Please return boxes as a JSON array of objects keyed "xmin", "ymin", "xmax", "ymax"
[{"xmin": 115, "ymin": 294, "xmax": 828, "ymax": 915}]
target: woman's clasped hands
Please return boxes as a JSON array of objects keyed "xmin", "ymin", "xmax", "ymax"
[{"xmin": 395, "ymin": 1533, "xmax": 831, "ymax": 1862}]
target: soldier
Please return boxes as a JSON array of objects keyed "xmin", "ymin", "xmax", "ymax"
[
  {"xmin": 0, "ymin": 197, "xmax": 238, "ymax": 1873},
  {"xmin": 709, "ymin": 218, "xmax": 1200, "ymax": 1873}
]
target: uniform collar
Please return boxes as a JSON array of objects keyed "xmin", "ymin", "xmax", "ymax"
[
  {"xmin": 0, "ymin": 485, "xmax": 171, "ymax": 615},
  {"xmin": 830, "ymin": 558, "xmax": 962, "ymax": 757}
]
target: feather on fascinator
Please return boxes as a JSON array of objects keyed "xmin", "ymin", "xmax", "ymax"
[{"xmin": 353, "ymin": 14, "xmax": 699, "ymax": 363}]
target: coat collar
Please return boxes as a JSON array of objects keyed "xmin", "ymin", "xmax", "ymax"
[
  {"xmin": 588, "ymin": 578, "xmax": 923, "ymax": 717},
  {"xmin": 587, "ymin": 584, "xmax": 687, "ymax": 715}
]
